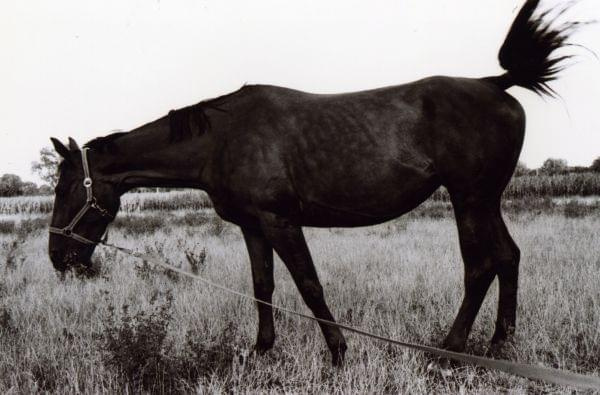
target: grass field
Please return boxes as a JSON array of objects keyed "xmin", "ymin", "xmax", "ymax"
[{"xmin": 1, "ymin": 193, "xmax": 599, "ymax": 393}]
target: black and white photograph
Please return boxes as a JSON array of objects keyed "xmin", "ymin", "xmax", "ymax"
[{"xmin": 1, "ymin": 0, "xmax": 599, "ymax": 393}]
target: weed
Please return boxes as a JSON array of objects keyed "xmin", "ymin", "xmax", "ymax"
[
  {"xmin": 209, "ymin": 216, "xmax": 225, "ymax": 236},
  {"xmin": 4, "ymin": 239, "xmax": 24, "ymax": 271},
  {"xmin": 0, "ymin": 307, "xmax": 15, "ymax": 334},
  {"xmin": 181, "ymin": 322, "xmax": 238, "ymax": 380},
  {"xmin": 563, "ymin": 200, "xmax": 589, "ymax": 218},
  {"xmin": 185, "ymin": 247, "xmax": 207, "ymax": 275},
  {"xmin": 134, "ymin": 259, "xmax": 154, "ymax": 281},
  {"xmin": 178, "ymin": 211, "xmax": 210, "ymax": 227},
  {"xmin": 102, "ymin": 290, "xmax": 177, "ymax": 392},
  {"xmin": 133, "ymin": 245, "xmax": 181, "ymax": 283},
  {"xmin": 113, "ymin": 214, "xmax": 168, "ymax": 235},
  {"xmin": 410, "ymin": 202, "xmax": 453, "ymax": 219},
  {"xmin": 16, "ymin": 217, "xmax": 48, "ymax": 238},
  {"xmin": 0, "ymin": 220, "xmax": 15, "ymax": 234},
  {"xmin": 163, "ymin": 265, "xmax": 182, "ymax": 283}
]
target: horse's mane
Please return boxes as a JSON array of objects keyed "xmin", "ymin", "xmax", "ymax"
[
  {"xmin": 84, "ymin": 132, "xmax": 128, "ymax": 153},
  {"xmin": 84, "ymin": 87, "xmax": 242, "ymax": 153}
]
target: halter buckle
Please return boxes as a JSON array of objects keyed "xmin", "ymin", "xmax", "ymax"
[{"xmin": 83, "ymin": 177, "xmax": 93, "ymax": 187}]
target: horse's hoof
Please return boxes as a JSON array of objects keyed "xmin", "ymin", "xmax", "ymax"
[
  {"xmin": 491, "ymin": 325, "xmax": 515, "ymax": 345},
  {"xmin": 252, "ymin": 342, "xmax": 274, "ymax": 356},
  {"xmin": 487, "ymin": 336, "xmax": 515, "ymax": 358},
  {"xmin": 331, "ymin": 343, "xmax": 348, "ymax": 367},
  {"xmin": 252, "ymin": 333, "xmax": 275, "ymax": 355},
  {"xmin": 442, "ymin": 337, "xmax": 466, "ymax": 354}
]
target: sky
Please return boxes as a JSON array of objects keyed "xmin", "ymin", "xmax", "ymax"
[{"xmin": 1, "ymin": 0, "xmax": 599, "ymax": 185}]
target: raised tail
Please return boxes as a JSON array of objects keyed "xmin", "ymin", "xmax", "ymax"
[{"xmin": 488, "ymin": 0, "xmax": 585, "ymax": 96}]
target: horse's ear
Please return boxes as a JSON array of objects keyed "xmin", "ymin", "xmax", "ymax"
[
  {"xmin": 50, "ymin": 137, "xmax": 71, "ymax": 159},
  {"xmin": 68, "ymin": 137, "xmax": 80, "ymax": 151}
]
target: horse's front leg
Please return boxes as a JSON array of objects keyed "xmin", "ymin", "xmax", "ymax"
[
  {"xmin": 241, "ymin": 226, "xmax": 276, "ymax": 354},
  {"xmin": 258, "ymin": 213, "xmax": 347, "ymax": 366}
]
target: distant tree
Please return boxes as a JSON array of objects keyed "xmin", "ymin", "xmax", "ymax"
[
  {"xmin": 568, "ymin": 166, "xmax": 589, "ymax": 174},
  {"xmin": 0, "ymin": 174, "xmax": 24, "ymax": 197},
  {"xmin": 31, "ymin": 147, "xmax": 60, "ymax": 187},
  {"xmin": 591, "ymin": 157, "xmax": 600, "ymax": 173},
  {"xmin": 514, "ymin": 161, "xmax": 529, "ymax": 176},
  {"xmin": 37, "ymin": 185, "xmax": 54, "ymax": 195},
  {"xmin": 541, "ymin": 158, "xmax": 568, "ymax": 175},
  {"xmin": 21, "ymin": 181, "xmax": 39, "ymax": 196}
]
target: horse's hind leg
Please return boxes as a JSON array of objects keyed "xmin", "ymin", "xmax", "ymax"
[
  {"xmin": 491, "ymin": 216, "xmax": 520, "ymax": 348},
  {"xmin": 443, "ymin": 196, "xmax": 519, "ymax": 352}
]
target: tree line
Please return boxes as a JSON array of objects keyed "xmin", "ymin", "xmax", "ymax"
[
  {"xmin": 515, "ymin": 158, "xmax": 600, "ymax": 177},
  {"xmin": 0, "ymin": 174, "xmax": 53, "ymax": 197}
]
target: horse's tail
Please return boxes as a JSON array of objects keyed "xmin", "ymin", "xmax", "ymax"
[{"xmin": 487, "ymin": 0, "xmax": 584, "ymax": 96}]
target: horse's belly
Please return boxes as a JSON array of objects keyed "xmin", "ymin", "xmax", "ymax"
[{"xmin": 294, "ymin": 167, "xmax": 440, "ymax": 227}]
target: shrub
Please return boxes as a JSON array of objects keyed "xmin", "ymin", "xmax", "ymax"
[
  {"xmin": 209, "ymin": 216, "xmax": 225, "ymax": 236},
  {"xmin": 102, "ymin": 290, "xmax": 176, "ymax": 392},
  {"xmin": 4, "ymin": 239, "xmax": 24, "ymax": 271},
  {"xmin": 563, "ymin": 200, "xmax": 589, "ymax": 218},
  {"xmin": 16, "ymin": 217, "xmax": 48, "ymax": 238},
  {"xmin": 0, "ymin": 220, "xmax": 15, "ymax": 234},
  {"xmin": 112, "ymin": 215, "xmax": 167, "ymax": 235},
  {"xmin": 101, "ymin": 290, "xmax": 241, "ymax": 392},
  {"xmin": 178, "ymin": 211, "xmax": 210, "ymax": 227}
]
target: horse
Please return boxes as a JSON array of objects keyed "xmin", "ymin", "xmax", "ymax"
[{"xmin": 49, "ymin": 0, "xmax": 582, "ymax": 365}]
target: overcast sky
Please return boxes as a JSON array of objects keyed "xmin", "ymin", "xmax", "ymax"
[{"xmin": 1, "ymin": 0, "xmax": 599, "ymax": 184}]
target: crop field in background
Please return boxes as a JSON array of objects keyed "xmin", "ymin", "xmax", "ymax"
[{"xmin": 0, "ymin": 190, "xmax": 599, "ymax": 393}]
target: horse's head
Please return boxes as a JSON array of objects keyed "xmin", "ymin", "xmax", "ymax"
[{"xmin": 48, "ymin": 137, "xmax": 120, "ymax": 272}]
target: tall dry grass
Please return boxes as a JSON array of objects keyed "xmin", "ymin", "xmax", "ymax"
[{"xmin": 0, "ymin": 209, "xmax": 599, "ymax": 393}]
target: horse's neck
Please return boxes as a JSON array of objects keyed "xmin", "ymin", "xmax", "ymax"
[{"xmin": 99, "ymin": 116, "xmax": 212, "ymax": 192}]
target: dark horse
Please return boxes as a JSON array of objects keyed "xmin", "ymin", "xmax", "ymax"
[{"xmin": 49, "ymin": 0, "xmax": 581, "ymax": 364}]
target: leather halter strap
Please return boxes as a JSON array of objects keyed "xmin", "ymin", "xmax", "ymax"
[{"xmin": 49, "ymin": 148, "xmax": 113, "ymax": 245}]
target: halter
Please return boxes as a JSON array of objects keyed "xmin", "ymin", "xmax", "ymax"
[{"xmin": 49, "ymin": 148, "xmax": 113, "ymax": 245}]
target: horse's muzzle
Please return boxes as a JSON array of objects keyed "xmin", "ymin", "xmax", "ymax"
[{"xmin": 50, "ymin": 248, "xmax": 92, "ymax": 272}]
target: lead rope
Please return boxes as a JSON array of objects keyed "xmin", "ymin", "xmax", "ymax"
[{"xmin": 99, "ymin": 240, "xmax": 600, "ymax": 391}]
